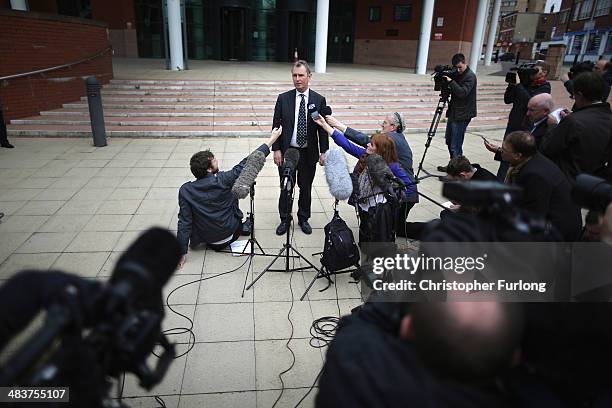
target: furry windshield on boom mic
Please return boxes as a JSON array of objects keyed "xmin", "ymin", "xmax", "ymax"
[
  {"xmin": 284, "ymin": 148, "xmax": 300, "ymax": 170},
  {"xmin": 232, "ymin": 150, "xmax": 267, "ymax": 199},
  {"xmin": 325, "ymin": 149, "xmax": 353, "ymax": 201},
  {"xmin": 366, "ymin": 154, "xmax": 394, "ymax": 190}
]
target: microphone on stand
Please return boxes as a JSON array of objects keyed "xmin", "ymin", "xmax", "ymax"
[{"xmin": 281, "ymin": 148, "xmax": 300, "ymax": 191}]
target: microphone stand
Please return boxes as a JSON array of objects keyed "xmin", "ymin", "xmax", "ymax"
[
  {"xmin": 300, "ymin": 199, "xmax": 360, "ymax": 301},
  {"xmin": 246, "ymin": 174, "xmax": 322, "ymax": 292}
]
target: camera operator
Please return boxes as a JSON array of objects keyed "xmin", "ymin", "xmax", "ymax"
[
  {"xmin": 563, "ymin": 61, "xmax": 611, "ymax": 102},
  {"xmin": 177, "ymin": 127, "xmax": 281, "ymax": 266},
  {"xmin": 437, "ymin": 53, "xmax": 477, "ymax": 171},
  {"xmin": 316, "ymin": 301, "xmax": 522, "ymax": 408},
  {"xmin": 495, "ymin": 61, "xmax": 551, "ymax": 180},
  {"xmin": 502, "ymin": 131, "xmax": 582, "ymax": 241},
  {"xmin": 541, "ymin": 72, "xmax": 612, "ymax": 184},
  {"xmin": 324, "ymin": 113, "xmax": 419, "ymax": 237}
]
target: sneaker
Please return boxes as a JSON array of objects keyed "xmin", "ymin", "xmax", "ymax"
[
  {"xmin": 437, "ymin": 165, "xmax": 448, "ymax": 173},
  {"xmin": 298, "ymin": 220, "xmax": 312, "ymax": 234},
  {"xmin": 241, "ymin": 219, "xmax": 252, "ymax": 236},
  {"xmin": 276, "ymin": 222, "xmax": 288, "ymax": 236},
  {"xmin": 1, "ymin": 142, "xmax": 14, "ymax": 148}
]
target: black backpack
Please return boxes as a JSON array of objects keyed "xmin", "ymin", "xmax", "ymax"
[{"xmin": 320, "ymin": 213, "xmax": 360, "ymax": 272}]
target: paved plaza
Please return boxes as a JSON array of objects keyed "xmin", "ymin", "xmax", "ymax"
[{"xmin": 0, "ymin": 60, "xmax": 544, "ymax": 408}]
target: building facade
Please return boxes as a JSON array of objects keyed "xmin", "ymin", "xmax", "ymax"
[{"xmin": 1, "ymin": 0, "xmax": 485, "ymax": 69}]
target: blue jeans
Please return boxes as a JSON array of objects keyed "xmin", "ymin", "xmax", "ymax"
[{"xmin": 444, "ymin": 119, "xmax": 471, "ymax": 158}]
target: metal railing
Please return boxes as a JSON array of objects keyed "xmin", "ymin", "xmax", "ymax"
[{"xmin": 0, "ymin": 46, "xmax": 112, "ymax": 82}]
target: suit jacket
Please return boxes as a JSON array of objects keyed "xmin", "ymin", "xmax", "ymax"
[
  {"xmin": 530, "ymin": 119, "xmax": 549, "ymax": 151},
  {"xmin": 271, "ymin": 89, "xmax": 329, "ymax": 164},
  {"xmin": 513, "ymin": 153, "xmax": 582, "ymax": 241},
  {"xmin": 503, "ymin": 81, "xmax": 551, "ymax": 135},
  {"xmin": 541, "ymin": 102, "xmax": 612, "ymax": 182}
]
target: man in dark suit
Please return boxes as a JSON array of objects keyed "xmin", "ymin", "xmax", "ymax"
[
  {"xmin": 272, "ymin": 60, "xmax": 328, "ymax": 235},
  {"xmin": 502, "ymin": 131, "xmax": 582, "ymax": 241}
]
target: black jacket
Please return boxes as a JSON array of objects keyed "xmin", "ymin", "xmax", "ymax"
[
  {"xmin": 344, "ymin": 126, "xmax": 419, "ymax": 202},
  {"xmin": 530, "ymin": 119, "xmax": 549, "ymax": 151},
  {"xmin": 513, "ymin": 153, "xmax": 582, "ymax": 241},
  {"xmin": 541, "ymin": 102, "xmax": 612, "ymax": 182},
  {"xmin": 177, "ymin": 144, "xmax": 270, "ymax": 254},
  {"xmin": 316, "ymin": 302, "xmax": 513, "ymax": 408},
  {"xmin": 471, "ymin": 164, "xmax": 498, "ymax": 181},
  {"xmin": 446, "ymin": 67, "xmax": 477, "ymax": 122},
  {"xmin": 503, "ymin": 81, "xmax": 551, "ymax": 135},
  {"xmin": 271, "ymin": 88, "xmax": 329, "ymax": 164}
]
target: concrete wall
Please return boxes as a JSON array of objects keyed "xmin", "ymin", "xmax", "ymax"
[{"xmin": 0, "ymin": 9, "xmax": 113, "ymax": 121}]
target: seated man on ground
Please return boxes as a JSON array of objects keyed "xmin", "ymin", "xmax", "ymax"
[
  {"xmin": 502, "ymin": 131, "xmax": 582, "ymax": 241},
  {"xmin": 177, "ymin": 127, "xmax": 282, "ymax": 266}
]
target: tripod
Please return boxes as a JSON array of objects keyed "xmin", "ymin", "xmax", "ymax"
[
  {"xmin": 300, "ymin": 200, "xmax": 360, "ymax": 301},
  {"xmin": 246, "ymin": 175, "xmax": 322, "ymax": 291},
  {"xmin": 415, "ymin": 88, "xmax": 451, "ymax": 179}
]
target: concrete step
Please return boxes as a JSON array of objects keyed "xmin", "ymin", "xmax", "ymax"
[
  {"xmin": 8, "ymin": 78, "xmax": 511, "ymax": 138},
  {"xmin": 7, "ymin": 120, "xmax": 508, "ymax": 138}
]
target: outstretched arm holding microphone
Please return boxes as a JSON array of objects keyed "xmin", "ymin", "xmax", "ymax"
[{"xmin": 177, "ymin": 127, "xmax": 281, "ymax": 268}]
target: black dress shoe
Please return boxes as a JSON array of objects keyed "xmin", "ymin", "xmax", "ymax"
[
  {"xmin": 298, "ymin": 220, "xmax": 312, "ymax": 234},
  {"xmin": 437, "ymin": 165, "xmax": 448, "ymax": 172},
  {"xmin": 276, "ymin": 222, "xmax": 288, "ymax": 236},
  {"xmin": 1, "ymin": 142, "xmax": 14, "ymax": 148}
]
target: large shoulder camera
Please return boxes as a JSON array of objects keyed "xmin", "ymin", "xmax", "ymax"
[
  {"xmin": 505, "ymin": 62, "xmax": 539, "ymax": 85},
  {"xmin": 432, "ymin": 65, "xmax": 458, "ymax": 93}
]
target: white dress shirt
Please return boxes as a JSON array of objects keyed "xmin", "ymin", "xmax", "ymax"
[{"xmin": 290, "ymin": 88, "xmax": 309, "ymax": 148}]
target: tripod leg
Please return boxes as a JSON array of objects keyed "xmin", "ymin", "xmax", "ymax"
[
  {"xmin": 300, "ymin": 267, "xmax": 327, "ymax": 301},
  {"xmin": 241, "ymin": 255, "xmax": 254, "ymax": 298},
  {"xmin": 245, "ymin": 246, "xmax": 287, "ymax": 291}
]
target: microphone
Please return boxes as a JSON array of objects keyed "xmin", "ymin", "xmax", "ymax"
[
  {"xmin": 232, "ymin": 150, "xmax": 267, "ymax": 199},
  {"xmin": 366, "ymin": 154, "xmax": 394, "ymax": 191},
  {"xmin": 320, "ymin": 106, "xmax": 332, "ymax": 116},
  {"xmin": 281, "ymin": 148, "xmax": 300, "ymax": 191},
  {"xmin": 324, "ymin": 148, "xmax": 353, "ymax": 201},
  {"xmin": 109, "ymin": 228, "xmax": 182, "ymax": 306}
]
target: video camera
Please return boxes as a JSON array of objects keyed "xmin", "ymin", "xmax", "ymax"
[
  {"xmin": 432, "ymin": 64, "xmax": 458, "ymax": 94},
  {"xmin": 0, "ymin": 228, "xmax": 182, "ymax": 408},
  {"xmin": 572, "ymin": 174, "xmax": 612, "ymax": 213},
  {"xmin": 505, "ymin": 62, "xmax": 539, "ymax": 85},
  {"xmin": 568, "ymin": 61, "xmax": 595, "ymax": 80}
]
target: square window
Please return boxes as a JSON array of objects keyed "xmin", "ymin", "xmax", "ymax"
[
  {"xmin": 369, "ymin": 7, "xmax": 381, "ymax": 22},
  {"xmin": 394, "ymin": 5, "xmax": 412, "ymax": 22}
]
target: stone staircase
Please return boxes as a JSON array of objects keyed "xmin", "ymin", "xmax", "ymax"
[{"xmin": 7, "ymin": 79, "xmax": 510, "ymax": 138}]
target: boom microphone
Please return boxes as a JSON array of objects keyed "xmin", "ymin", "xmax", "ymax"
[
  {"xmin": 110, "ymin": 228, "xmax": 182, "ymax": 305},
  {"xmin": 325, "ymin": 148, "xmax": 353, "ymax": 201},
  {"xmin": 232, "ymin": 150, "xmax": 267, "ymax": 199},
  {"xmin": 366, "ymin": 154, "xmax": 394, "ymax": 191}
]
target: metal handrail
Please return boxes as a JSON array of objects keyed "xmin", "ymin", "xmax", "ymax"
[{"xmin": 0, "ymin": 46, "xmax": 112, "ymax": 81}]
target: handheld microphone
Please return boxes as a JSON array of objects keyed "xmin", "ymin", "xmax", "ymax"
[
  {"xmin": 281, "ymin": 148, "xmax": 300, "ymax": 191},
  {"xmin": 366, "ymin": 154, "xmax": 394, "ymax": 191},
  {"xmin": 320, "ymin": 106, "xmax": 333, "ymax": 116},
  {"xmin": 232, "ymin": 150, "xmax": 267, "ymax": 199},
  {"xmin": 324, "ymin": 149, "xmax": 353, "ymax": 201}
]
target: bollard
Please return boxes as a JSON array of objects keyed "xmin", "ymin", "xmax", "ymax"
[{"xmin": 86, "ymin": 76, "xmax": 107, "ymax": 147}]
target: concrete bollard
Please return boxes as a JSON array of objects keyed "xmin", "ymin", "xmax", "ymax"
[{"xmin": 86, "ymin": 76, "xmax": 107, "ymax": 147}]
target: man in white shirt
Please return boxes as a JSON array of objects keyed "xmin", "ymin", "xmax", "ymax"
[{"xmin": 271, "ymin": 60, "xmax": 328, "ymax": 235}]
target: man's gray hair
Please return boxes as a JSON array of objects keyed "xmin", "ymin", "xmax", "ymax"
[
  {"xmin": 388, "ymin": 112, "xmax": 405, "ymax": 133},
  {"xmin": 531, "ymin": 93, "xmax": 554, "ymax": 111},
  {"xmin": 293, "ymin": 60, "xmax": 311, "ymax": 75}
]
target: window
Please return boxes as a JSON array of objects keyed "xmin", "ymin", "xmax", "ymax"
[
  {"xmin": 571, "ymin": 34, "xmax": 584, "ymax": 54},
  {"xmin": 369, "ymin": 7, "xmax": 381, "ymax": 22},
  {"xmin": 594, "ymin": 0, "xmax": 612, "ymax": 16},
  {"xmin": 606, "ymin": 33, "xmax": 612, "ymax": 53},
  {"xmin": 578, "ymin": 0, "xmax": 593, "ymax": 19},
  {"xmin": 541, "ymin": 16, "xmax": 548, "ymax": 24},
  {"xmin": 559, "ymin": 10, "xmax": 568, "ymax": 24},
  {"xmin": 385, "ymin": 29, "xmax": 399, "ymax": 36},
  {"xmin": 586, "ymin": 34, "xmax": 602, "ymax": 53},
  {"xmin": 394, "ymin": 5, "xmax": 412, "ymax": 21},
  {"xmin": 572, "ymin": 2, "xmax": 581, "ymax": 21}
]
